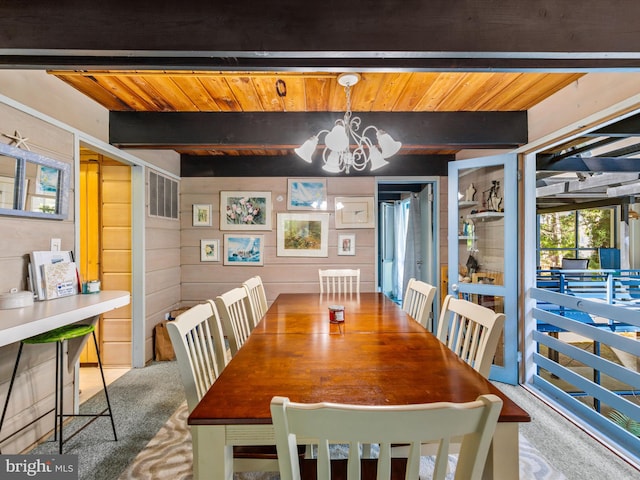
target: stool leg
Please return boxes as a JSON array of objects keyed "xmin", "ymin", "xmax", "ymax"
[
  {"xmin": 0, "ymin": 342, "xmax": 25, "ymax": 449},
  {"xmin": 58, "ymin": 341, "xmax": 64, "ymax": 454},
  {"xmin": 93, "ymin": 332, "xmax": 117, "ymax": 441}
]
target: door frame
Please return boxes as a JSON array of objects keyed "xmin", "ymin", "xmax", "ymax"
[
  {"xmin": 76, "ymin": 136, "xmax": 147, "ymax": 368},
  {"xmin": 375, "ymin": 176, "xmax": 440, "ymax": 307}
]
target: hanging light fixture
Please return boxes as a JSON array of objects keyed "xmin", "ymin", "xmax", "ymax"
[{"xmin": 294, "ymin": 73, "xmax": 402, "ymax": 174}]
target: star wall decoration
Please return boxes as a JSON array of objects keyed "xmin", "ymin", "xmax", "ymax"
[{"xmin": 2, "ymin": 130, "xmax": 31, "ymax": 150}]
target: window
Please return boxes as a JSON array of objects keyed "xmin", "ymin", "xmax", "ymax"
[
  {"xmin": 148, "ymin": 170, "xmax": 179, "ymax": 220},
  {"xmin": 538, "ymin": 207, "xmax": 616, "ymax": 269}
]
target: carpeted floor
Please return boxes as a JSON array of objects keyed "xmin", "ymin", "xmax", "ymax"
[
  {"xmin": 27, "ymin": 361, "xmax": 639, "ymax": 480},
  {"xmin": 29, "ymin": 361, "xmax": 186, "ymax": 480}
]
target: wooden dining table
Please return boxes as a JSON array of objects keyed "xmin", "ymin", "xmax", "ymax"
[{"xmin": 188, "ymin": 292, "xmax": 530, "ymax": 480}]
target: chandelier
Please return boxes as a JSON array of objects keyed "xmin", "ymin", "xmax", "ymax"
[{"xmin": 294, "ymin": 73, "xmax": 402, "ymax": 174}]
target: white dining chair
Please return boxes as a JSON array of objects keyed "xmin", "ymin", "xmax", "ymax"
[
  {"xmin": 436, "ymin": 295, "xmax": 506, "ymax": 378},
  {"xmin": 215, "ymin": 287, "xmax": 253, "ymax": 356},
  {"xmin": 402, "ymin": 278, "xmax": 437, "ymax": 331},
  {"xmin": 271, "ymin": 394, "xmax": 502, "ymax": 480},
  {"xmin": 318, "ymin": 268, "xmax": 360, "ymax": 294},
  {"xmin": 243, "ymin": 275, "xmax": 269, "ymax": 329},
  {"xmin": 167, "ymin": 302, "xmax": 282, "ymax": 473}
]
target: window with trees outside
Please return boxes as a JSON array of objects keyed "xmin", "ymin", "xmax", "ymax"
[{"xmin": 538, "ymin": 207, "xmax": 616, "ymax": 269}]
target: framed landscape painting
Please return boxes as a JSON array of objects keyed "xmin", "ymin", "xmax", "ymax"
[
  {"xmin": 277, "ymin": 213, "xmax": 329, "ymax": 257},
  {"xmin": 224, "ymin": 234, "xmax": 264, "ymax": 266},
  {"xmin": 220, "ymin": 191, "xmax": 272, "ymax": 230},
  {"xmin": 287, "ymin": 178, "xmax": 327, "ymax": 210}
]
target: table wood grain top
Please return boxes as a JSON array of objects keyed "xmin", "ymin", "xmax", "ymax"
[{"xmin": 189, "ymin": 292, "xmax": 530, "ymax": 426}]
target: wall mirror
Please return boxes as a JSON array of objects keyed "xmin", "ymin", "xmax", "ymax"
[{"xmin": 0, "ymin": 142, "xmax": 70, "ymax": 220}]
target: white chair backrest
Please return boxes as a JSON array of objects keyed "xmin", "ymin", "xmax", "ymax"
[
  {"xmin": 215, "ymin": 287, "xmax": 253, "ymax": 356},
  {"xmin": 271, "ymin": 394, "xmax": 502, "ymax": 480},
  {"xmin": 402, "ymin": 278, "xmax": 437, "ymax": 331},
  {"xmin": 436, "ymin": 295, "xmax": 506, "ymax": 378},
  {"xmin": 242, "ymin": 275, "xmax": 268, "ymax": 328},
  {"xmin": 166, "ymin": 303, "xmax": 225, "ymax": 412},
  {"xmin": 318, "ymin": 269, "xmax": 360, "ymax": 294}
]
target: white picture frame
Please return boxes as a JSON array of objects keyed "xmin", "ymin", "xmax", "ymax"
[
  {"xmin": 200, "ymin": 239, "xmax": 220, "ymax": 262},
  {"xmin": 223, "ymin": 234, "xmax": 265, "ymax": 266},
  {"xmin": 193, "ymin": 204, "xmax": 212, "ymax": 226},
  {"xmin": 277, "ymin": 213, "xmax": 329, "ymax": 257},
  {"xmin": 338, "ymin": 234, "xmax": 356, "ymax": 256},
  {"xmin": 220, "ymin": 191, "xmax": 272, "ymax": 230},
  {"xmin": 334, "ymin": 196, "xmax": 375, "ymax": 229},
  {"xmin": 287, "ymin": 178, "xmax": 327, "ymax": 210}
]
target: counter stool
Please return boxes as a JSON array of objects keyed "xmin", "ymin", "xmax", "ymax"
[{"xmin": 0, "ymin": 324, "xmax": 117, "ymax": 454}]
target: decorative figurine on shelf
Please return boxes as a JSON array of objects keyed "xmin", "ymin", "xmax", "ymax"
[
  {"xmin": 486, "ymin": 180, "xmax": 503, "ymax": 212},
  {"xmin": 465, "ymin": 183, "xmax": 476, "ymax": 202}
]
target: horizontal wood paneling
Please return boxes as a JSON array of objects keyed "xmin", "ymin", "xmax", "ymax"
[
  {"xmin": 180, "ymin": 176, "xmax": 376, "ymax": 306},
  {"xmin": 0, "ymin": 100, "xmax": 75, "ymax": 454}
]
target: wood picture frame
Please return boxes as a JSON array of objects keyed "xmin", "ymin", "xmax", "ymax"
[
  {"xmin": 277, "ymin": 213, "xmax": 329, "ymax": 257},
  {"xmin": 287, "ymin": 178, "xmax": 327, "ymax": 210},
  {"xmin": 338, "ymin": 234, "xmax": 356, "ymax": 256},
  {"xmin": 334, "ymin": 196, "xmax": 375, "ymax": 229},
  {"xmin": 223, "ymin": 234, "xmax": 264, "ymax": 266},
  {"xmin": 200, "ymin": 239, "xmax": 220, "ymax": 262},
  {"xmin": 220, "ymin": 191, "xmax": 272, "ymax": 230},
  {"xmin": 193, "ymin": 204, "xmax": 212, "ymax": 226}
]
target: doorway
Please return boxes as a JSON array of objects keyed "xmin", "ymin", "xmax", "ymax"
[
  {"xmin": 78, "ymin": 147, "xmax": 132, "ymax": 395},
  {"xmin": 377, "ymin": 179, "xmax": 439, "ymax": 309}
]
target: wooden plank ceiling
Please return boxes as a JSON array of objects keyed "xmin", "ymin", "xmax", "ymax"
[{"xmin": 50, "ymin": 70, "xmax": 583, "ymax": 156}]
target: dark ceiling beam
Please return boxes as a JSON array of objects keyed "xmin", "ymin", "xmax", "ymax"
[
  {"xmin": 3, "ymin": 1, "xmax": 640, "ymax": 71},
  {"xmin": 589, "ymin": 114, "xmax": 640, "ymax": 137},
  {"xmin": 110, "ymin": 111, "xmax": 527, "ymax": 150},
  {"xmin": 181, "ymin": 154, "xmax": 452, "ymax": 178},
  {"xmin": 537, "ymin": 156, "xmax": 640, "ymax": 172}
]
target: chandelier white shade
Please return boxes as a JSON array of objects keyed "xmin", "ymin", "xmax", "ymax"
[{"xmin": 294, "ymin": 73, "xmax": 402, "ymax": 174}]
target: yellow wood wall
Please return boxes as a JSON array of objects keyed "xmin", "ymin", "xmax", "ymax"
[{"xmin": 79, "ymin": 152, "xmax": 132, "ymax": 367}]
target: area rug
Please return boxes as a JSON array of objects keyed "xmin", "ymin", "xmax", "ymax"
[{"xmin": 118, "ymin": 402, "xmax": 566, "ymax": 480}]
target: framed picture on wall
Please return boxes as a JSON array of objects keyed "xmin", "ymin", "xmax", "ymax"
[
  {"xmin": 277, "ymin": 213, "xmax": 329, "ymax": 257},
  {"xmin": 200, "ymin": 239, "xmax": 220, "ymax": 262},
  {"xmin": 220, "ymin": 191, "xmax": 272, "ymax": 230},
  {"xmin": 193, "ymin": 204, "xmax": 212, "ymax": 226},
  {"xmin": 334, "ymin": 196, "xmax": 375, "ymax": 229},
  {"xmin": 338, "ymin": 234, "xmax": 356, "ymax": 256},
  {"xmin": 223, "ymin": 234, "xmax": 264, "ymax": 266},
  {"xmin": 287, "ymin": 178, "xmax": 327, "ymax": 210}
]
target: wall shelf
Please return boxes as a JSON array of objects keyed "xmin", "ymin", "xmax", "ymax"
[
  {"xmin": 467, "ymin": 211, "xmax": 504, "ymax": 221},
  {"xmin": 459, "ymin": 201, "xmax": 478, "ymax": 208}
]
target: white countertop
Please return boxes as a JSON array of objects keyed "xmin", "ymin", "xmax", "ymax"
[{"xmin": 0, "ymin": 291, "xmax": 131, "ymax": 348}]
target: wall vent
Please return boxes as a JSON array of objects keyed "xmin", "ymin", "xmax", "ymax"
[{"xmin": 148, "ymin": 170, "xmax": 179, "ymax": 220}]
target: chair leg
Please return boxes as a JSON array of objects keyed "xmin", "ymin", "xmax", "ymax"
[
  {"xmin": 93, "ymin": 331, "xmax": 117, "ymax": 441},
  {"xmin": 0, "ymin": 342, "xmax": 25, "ymax": 451},
  {"xmin": 57, "ymin": 341, "xmax": 64, "ymax": 454}
]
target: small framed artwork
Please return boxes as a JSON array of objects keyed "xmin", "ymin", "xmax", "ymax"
[
  {"xmin": 334, "ymin": 196, "xmax": 375, "ymax": 229},
  {"xmin": 35, "ymin": 165, "xmax": 59, "ymax": 196},
  {"xmin": 193, "ymin": 204, "xmax": 212, "ymax": 226},
  {"xmin": 287, "ymin": 178, "xmax": 327, "ymax": 210},
  {"xmin": 220, "ymin": 191, "xmax": 272, "ymax": 230},
  {"xmin": 223, "ymin": 234, "xmax": 264, "ymax": 266},
  {"xmin": 277, "ymin": 213, "xmax": 329, "ymax": 257},
  {"xmin": 200, "ymin": 239, "xmax": 220, "ymax": 262},
  {"xmin": 338, "ymin": 234, "xmax": 356, "ymax": 256}
]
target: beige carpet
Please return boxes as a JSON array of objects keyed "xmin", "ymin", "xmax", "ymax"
[{"xmin": 118, "ymin": 402, "xmax": 566, "ymax": 480}]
